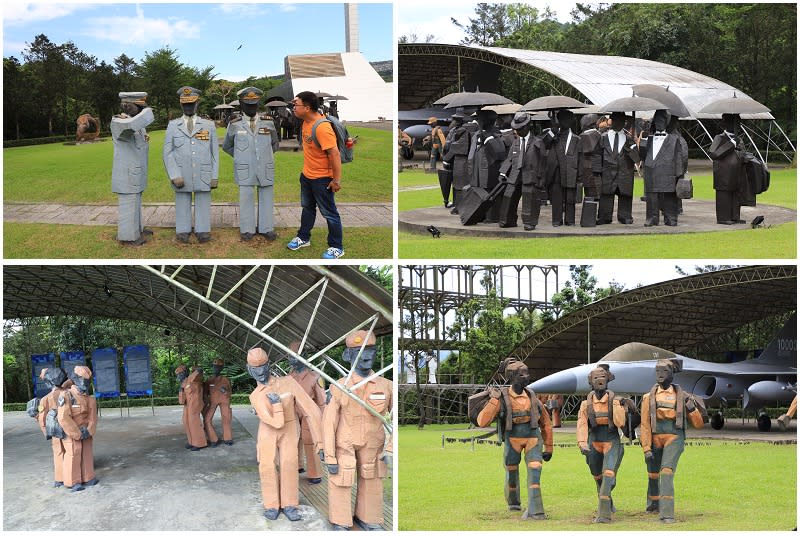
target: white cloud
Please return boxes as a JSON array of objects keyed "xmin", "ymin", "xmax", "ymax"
[
  {"xmin": 215, "ymin": 3, "xmax": 271, "ymax": 18},
  {"xmin": 83, "ymin": 5, "xmax": 199, "ymax": 47},
  {"xmin": 3, "ymin": 3, "xmax": 95, "ymax": 26},
  {"xmin": 3, "ymin": 40, "xmax": 28, "ymax": 58},
  {"xmin": 278, "ymin": 4, "xmax": 297, "ymax": 13}
]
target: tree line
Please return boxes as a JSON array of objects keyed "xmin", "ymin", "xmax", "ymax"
[
  {"xmin": 416, "ymin": 3, "xmax": 797, "ymax": 135},
  {"xmin": 3, "ymin": 266, "xmax": 393, "ymax": 404},
  {"xmin": 3, "ymin": 34, "xmax": 282, "ymax": 141}
]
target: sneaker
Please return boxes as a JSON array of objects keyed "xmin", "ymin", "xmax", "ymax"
[
  {"xmin": 287, "ymin": 237, "xmax": 310, "ymax": 251},
  {"xmin": 321, "ymin": 247, "xmax": 345, "ymax": 259}
]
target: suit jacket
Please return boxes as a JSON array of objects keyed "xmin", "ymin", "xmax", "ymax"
[
  {"xmin": 163, "ymin": 116, "xmax": 219, "ymax": 192},
  {"xmin": 222, "ymin": 115, "xmax": 279, "ymax": 187},
  {"xmin": 443, "ymin": 125, "xmax": 472, "ymax": 189},
  {"xmin": 640, "ymin": 133, "xmax": 683, "ymax": 193},
  {"xmin": 499, "ymin": 133, "xmax": 544, "ymax": 188},
  {"xmin": 111, "ymin": 107, "xmax": 154, "ymax": 194},
  {"xmin": 708, "ymin": 133, "xmax": 744, "ymax": 191},
  {"xmin": 579, "ymin": 128, "xmax": 602, "ymax": 183},
  {"xmin": 469, "ymin": 127, "xmax": 508, "ymax": 189},
  {"xmin": 592, "ymin": 130, "xmax": 638, "ymax": 196},
  {"xmin": 545, "ymin": 129, "xmax": 581, "ymax": 188}
]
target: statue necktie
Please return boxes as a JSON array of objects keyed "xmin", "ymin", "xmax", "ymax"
[
  {"xmin": 187, "ymin": 117, "xmax": 194, "ymax": 133},
  {"xmin": 614, "ymin": 132, "xmax": 620, "ymax": 157},
  {"xmin": 517, "ymin": 136, "xmax": 525, "ymax": 168},
  {"xmin": 250, "ymin": 117, "xmax": 256, "ymax": 132}
]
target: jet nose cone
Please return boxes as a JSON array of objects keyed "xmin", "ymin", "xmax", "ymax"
[{"xmin": 531, "ymin": 370, "xmax": 577, "ymax": 394}]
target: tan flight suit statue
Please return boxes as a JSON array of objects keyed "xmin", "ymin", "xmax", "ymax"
[
  {"xmin": 176, "ymin": 364, "xmax": 207, "ymax": 450},
  {"xmin": 204, "ymin": 358, "xmax": 233, "ymax": 446},
  {"xmin": 288, "ymin": 341, "xmax": 326, "ymax": 484},
  {"xmin": 247, "ymin": 347, "xmax": 323, "ymax": 522},
  {"xmin": 33, "ymin": 368, "xmax": 70, "ymax": 487},
  {"xmin": 323, "ymin": 330, "xmax": 393, "ymax": 531},
  {"xmin": 57, "ymin": 366, "xmax": 98, "ymax": 492}
]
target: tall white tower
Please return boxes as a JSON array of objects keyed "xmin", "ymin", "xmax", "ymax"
[{"xmin": 344, "ymin": 3, "xmax": 359, "ymax": 53}]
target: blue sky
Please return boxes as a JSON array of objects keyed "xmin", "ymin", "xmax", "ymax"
[{"xmin": 4, "ymin": 2, "xmax": 393, "ymax": 82}]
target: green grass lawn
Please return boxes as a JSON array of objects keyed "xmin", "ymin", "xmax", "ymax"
[
  {"xmin": 4, "ymin": 126, "xmax": 391, "ymax": 204},
  {"xmin": 3, "ymin": 223, "xmax": 392, "ymax": 259},
  {"xmin": 398, "ymin": 169, "xmax": 797, "ymax": 258},
  {"xmin": 398, "ymin": 424, "xmax": 796, "ymax": 531}
]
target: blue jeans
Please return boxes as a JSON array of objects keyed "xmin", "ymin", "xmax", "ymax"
[{"xmin": 298, "ymin": 173, "xmax": 343, "ymax": 249}]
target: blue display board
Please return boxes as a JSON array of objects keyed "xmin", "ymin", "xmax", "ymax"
[
  {"xmin": 123, "ymin": 345, "xmax": 152, "ymax": 397},
  {"xmin": 91, "ymin": 347, "xmax": 120, "ymax": 398},
  {"xmin": 31, "ymin": 354, "xmax": 56, "ymax": 398},
  {"xmin": 60, "ymin": 350, "xmax": 85, "ymax": 376}
]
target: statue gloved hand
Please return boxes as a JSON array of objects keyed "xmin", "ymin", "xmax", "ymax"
[
  {"xmin": 210, "ymin": 179, "xmax": 218, "ymax": 189},
  {"xmin": 579, "ymin": 445, "xmax": 590, "ymax": 456},
  {"xmin": 79, "ymin": 426, "xmax": 91, "ymax": 440},
  {"xmin": 488, "ymin": 388, "xmax": 502, "ymax": 400},
  {"xmin": 267, "ymin": 393, "xmax": 281, "ymax": 404},
  {"xmin": 381, "ymin": 451, "xmax": 393, "ymax": 470},
  {"xmin": 172, "ymin": 177, "xmax": 185, "ymax": 188},
  {"xmin": 542, "ymin": 451, "xmax": 552, "ymax": 462},
  {"xmin": 685, "ymin": 397, "xmax": 697, "ymax": 412},
  {"xmin": 327, "ymin": 463, "xmax": 340, "ymax": 475},
  {"xmin": 644, "ymin": 450, "xmax": 654, "ymax": 462},
  {"xmin": 318, "ymin": 450, "xmax": 325, "ymax": 462}
]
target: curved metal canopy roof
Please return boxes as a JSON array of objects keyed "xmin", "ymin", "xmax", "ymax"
[
  {"xmin": 3, "ymin": 265, "xmax": 393, "ymax": 359},
  {"xmin": 399, "ymin": 43, "xmax": 773, "ymax": 120},
  {"xmin": 508, "ymin": 265, "xmax": 796, "ymax": 380}
]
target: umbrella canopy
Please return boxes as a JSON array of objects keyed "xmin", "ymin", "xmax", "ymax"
[
  {"xmin": 600, "ymin": 96, "xmax": 666, "ymax": 113},
  {"xmin": 213, "ymin": 104, "xmax": 234, "ymax": 110},
  {"xmin": 521, "ymin": 95, "xmax": 586, "ymax": 112},
  {"xmin": 570, "ymin": 104, "xmax": 603, "ymax": 115},
  {"xmin": 230, "ymin": 100, "xmax": 240, "ymax": 107},
  {"xmin": 325, "ymin": 95, "xmax": 349, "ymax": 101},
  {"xmin": 264, "ymin": 100, "xmax": 288, "ymax": 107},
  {"xmin": 315, "ymin": 91, "xmax": 333, "ymax": 98},
  {"xmin": 482, "ymin": 103, "xmax": 521, "ymax": 115},
  {"xmin": 443, "ymin": 91, "xmax": 514, "ymax": 109},
  {"xmin": 632, "ymin": 84, "xmax": 691, "ymax": 118},
  {"xmin": 698, "ymin": 95, "xmax": 771, "ymax": 115},
  {"xmin": 432, "ymin": 92, "xmax": 465, "ymax": 106}
]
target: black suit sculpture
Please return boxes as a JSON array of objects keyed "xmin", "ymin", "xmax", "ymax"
[
  {"xmin": 639, "ymin": 110, "xmax": 683, "ymax": 227},
  {"xmin": 468, "ymin": 109, "xmax": 510, "ymax": 224},
  {"xmin": 497, "ymin": 112, "xmax": 546, "ymax": 230},
  {"xmin": 544, "ymin": 110, "xmax": 582, "ymax": 226},
  {"xmin": 593, "ymin": 112, "xmax": 639, "ymax": 224},
  {"xmin": 708, "ymin": 114, "xmax": 747, "ymax": 225}
]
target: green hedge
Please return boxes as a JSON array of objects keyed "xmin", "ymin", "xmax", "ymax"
[
  {"xmin": 3, "ymin": 135, "xmax": 94, "ymax": 148},
  {"xmin": 4, "ymin": 393, "xmax": 253, "ymax": 412}
]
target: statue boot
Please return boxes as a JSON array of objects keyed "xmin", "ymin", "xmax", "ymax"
[{"xmin": 659, "ymin": 468, "xmax": 676, "ymax": 523}]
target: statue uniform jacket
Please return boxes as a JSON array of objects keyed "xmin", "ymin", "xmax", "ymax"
[
  {"xmin": 498, "ymin": 133, "xmax": 545, "ymax": 188},
  {"xmin": 163, "ymin": 116, "xmax": 219, "ymax": 192},
  {"xmin": 639, "ymin": 385, "xmax": 704, "ymax": 452},
  {"xmin": 708, "ymin": 133, "xmax": 745, "ymax": 191},
  {"xmin": 639, "ymin": 134, "xmax": 683, "ymax": 193},
  {"xmin": 111, "ymin": 107, "xmax": 154, "ymax": 194},
  {"xmin": 222, "ymin": 116, "xmax": 279, "ymax": 187},
  {"xmin": 592, "ymin": 130, "xmax": 638, "ymax": 196},
  {"xmin": 576, "ymin": 392, "xmax": 626, "ymax": 449}
]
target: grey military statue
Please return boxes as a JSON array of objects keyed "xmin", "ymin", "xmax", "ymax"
[
  {"xmin": 223, "ymin": 87, "xmax": 280, "ymax": 241},
  {"xmin": 163, "ymin": 86, "xmax": 219, "ymax": 243},
  {"xmin": 111, "ymin": 92, "xmax": 154, "ymax": 246}
]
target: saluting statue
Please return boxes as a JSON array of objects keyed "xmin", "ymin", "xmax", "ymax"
[
  {"xmin": 163, "ymin": 86, "xmax": 219, "ymax": 244},
  {"xmin": 111, "ymin": 92, "xmax": 154, "ymax": 246},
  {"xmin": 222, "ymin": 87, "xmax": 280, "ymax": 241}
]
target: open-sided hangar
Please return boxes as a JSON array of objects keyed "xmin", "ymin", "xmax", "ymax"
[{"xmin": 508, "ymin": 265, "xmax": 796, "ymax": 381}]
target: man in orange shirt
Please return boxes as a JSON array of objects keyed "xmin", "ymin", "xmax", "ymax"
[{"xmin": 286, "ymin": 91, "xmax": 345, "ymax": 259}]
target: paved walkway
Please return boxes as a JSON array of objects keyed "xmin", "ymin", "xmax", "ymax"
[{"xmin": 4, "ymin": 202, "xmax": 393, "ymax": 228}]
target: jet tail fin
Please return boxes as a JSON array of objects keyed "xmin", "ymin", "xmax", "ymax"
[{"xmin": 754, "ymin": 313, "xmax": 797, "ymax": 364}]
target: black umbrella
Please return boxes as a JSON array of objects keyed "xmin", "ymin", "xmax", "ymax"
[
  {"xmin": 632, "ymin": 84, "xmax": 691, "ymax": 118},
  {"xmin": 698, "ymin": 94, "xmax": 770, "ymax": 115},
  {"xmin": 325, "ymin": 95, "xmax": 349, "ymax": 101},
  {"xmin": 443, "ymin": 91, "xmax": 514, "ymax": 109},
  {"xmin": 599, "ymin": 96, "xmax": 666, "ymax": 113},
  {"xmin": 520, "ymin": 95, "xmax": 585, "ymax": 112},
  {"xmin": 264, "ymin": 100, "xmax": 288, "ymax": 107},
  {"xmin": 315, "ymin": 91, "xmax": 333, "ymax": 98},
  {"xmin": 432, "ymin": 92, "xmax": 464, "ymax": 106}
]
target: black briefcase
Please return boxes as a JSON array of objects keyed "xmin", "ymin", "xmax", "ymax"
[
  {"xmin": 580, "ymin": 198, "xmax": 598, "ymax": 227},
  {"xmin": 459, "ymin": 183, "xmax": 506, "ymax": 226}
]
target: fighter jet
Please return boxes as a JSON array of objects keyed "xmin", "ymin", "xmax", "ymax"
[{"xmin": 531, "ymin": 314, "xmax": 797, "ymax": 432}]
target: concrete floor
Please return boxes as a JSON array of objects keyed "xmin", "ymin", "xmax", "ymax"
[{"xmin": 3, "ymin": 406, "xmax": 392, "ymax": 531}]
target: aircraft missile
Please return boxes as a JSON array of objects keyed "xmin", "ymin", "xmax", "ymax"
[{"xmin": 744, "ymin": 380, "xmax": 797, "ymax": 408}]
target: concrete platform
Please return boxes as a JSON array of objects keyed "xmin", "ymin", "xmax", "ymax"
[
  {"xmin": 400, "ymin": 198, "xmax": 795, "ymax": 238},
  {"xmin": 3, "ymin": 406, "xmax": 392, "ymax": 531},
  {"xmin": 4, "ymin": 202, "xmax": 392, "ymax": 229}
]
